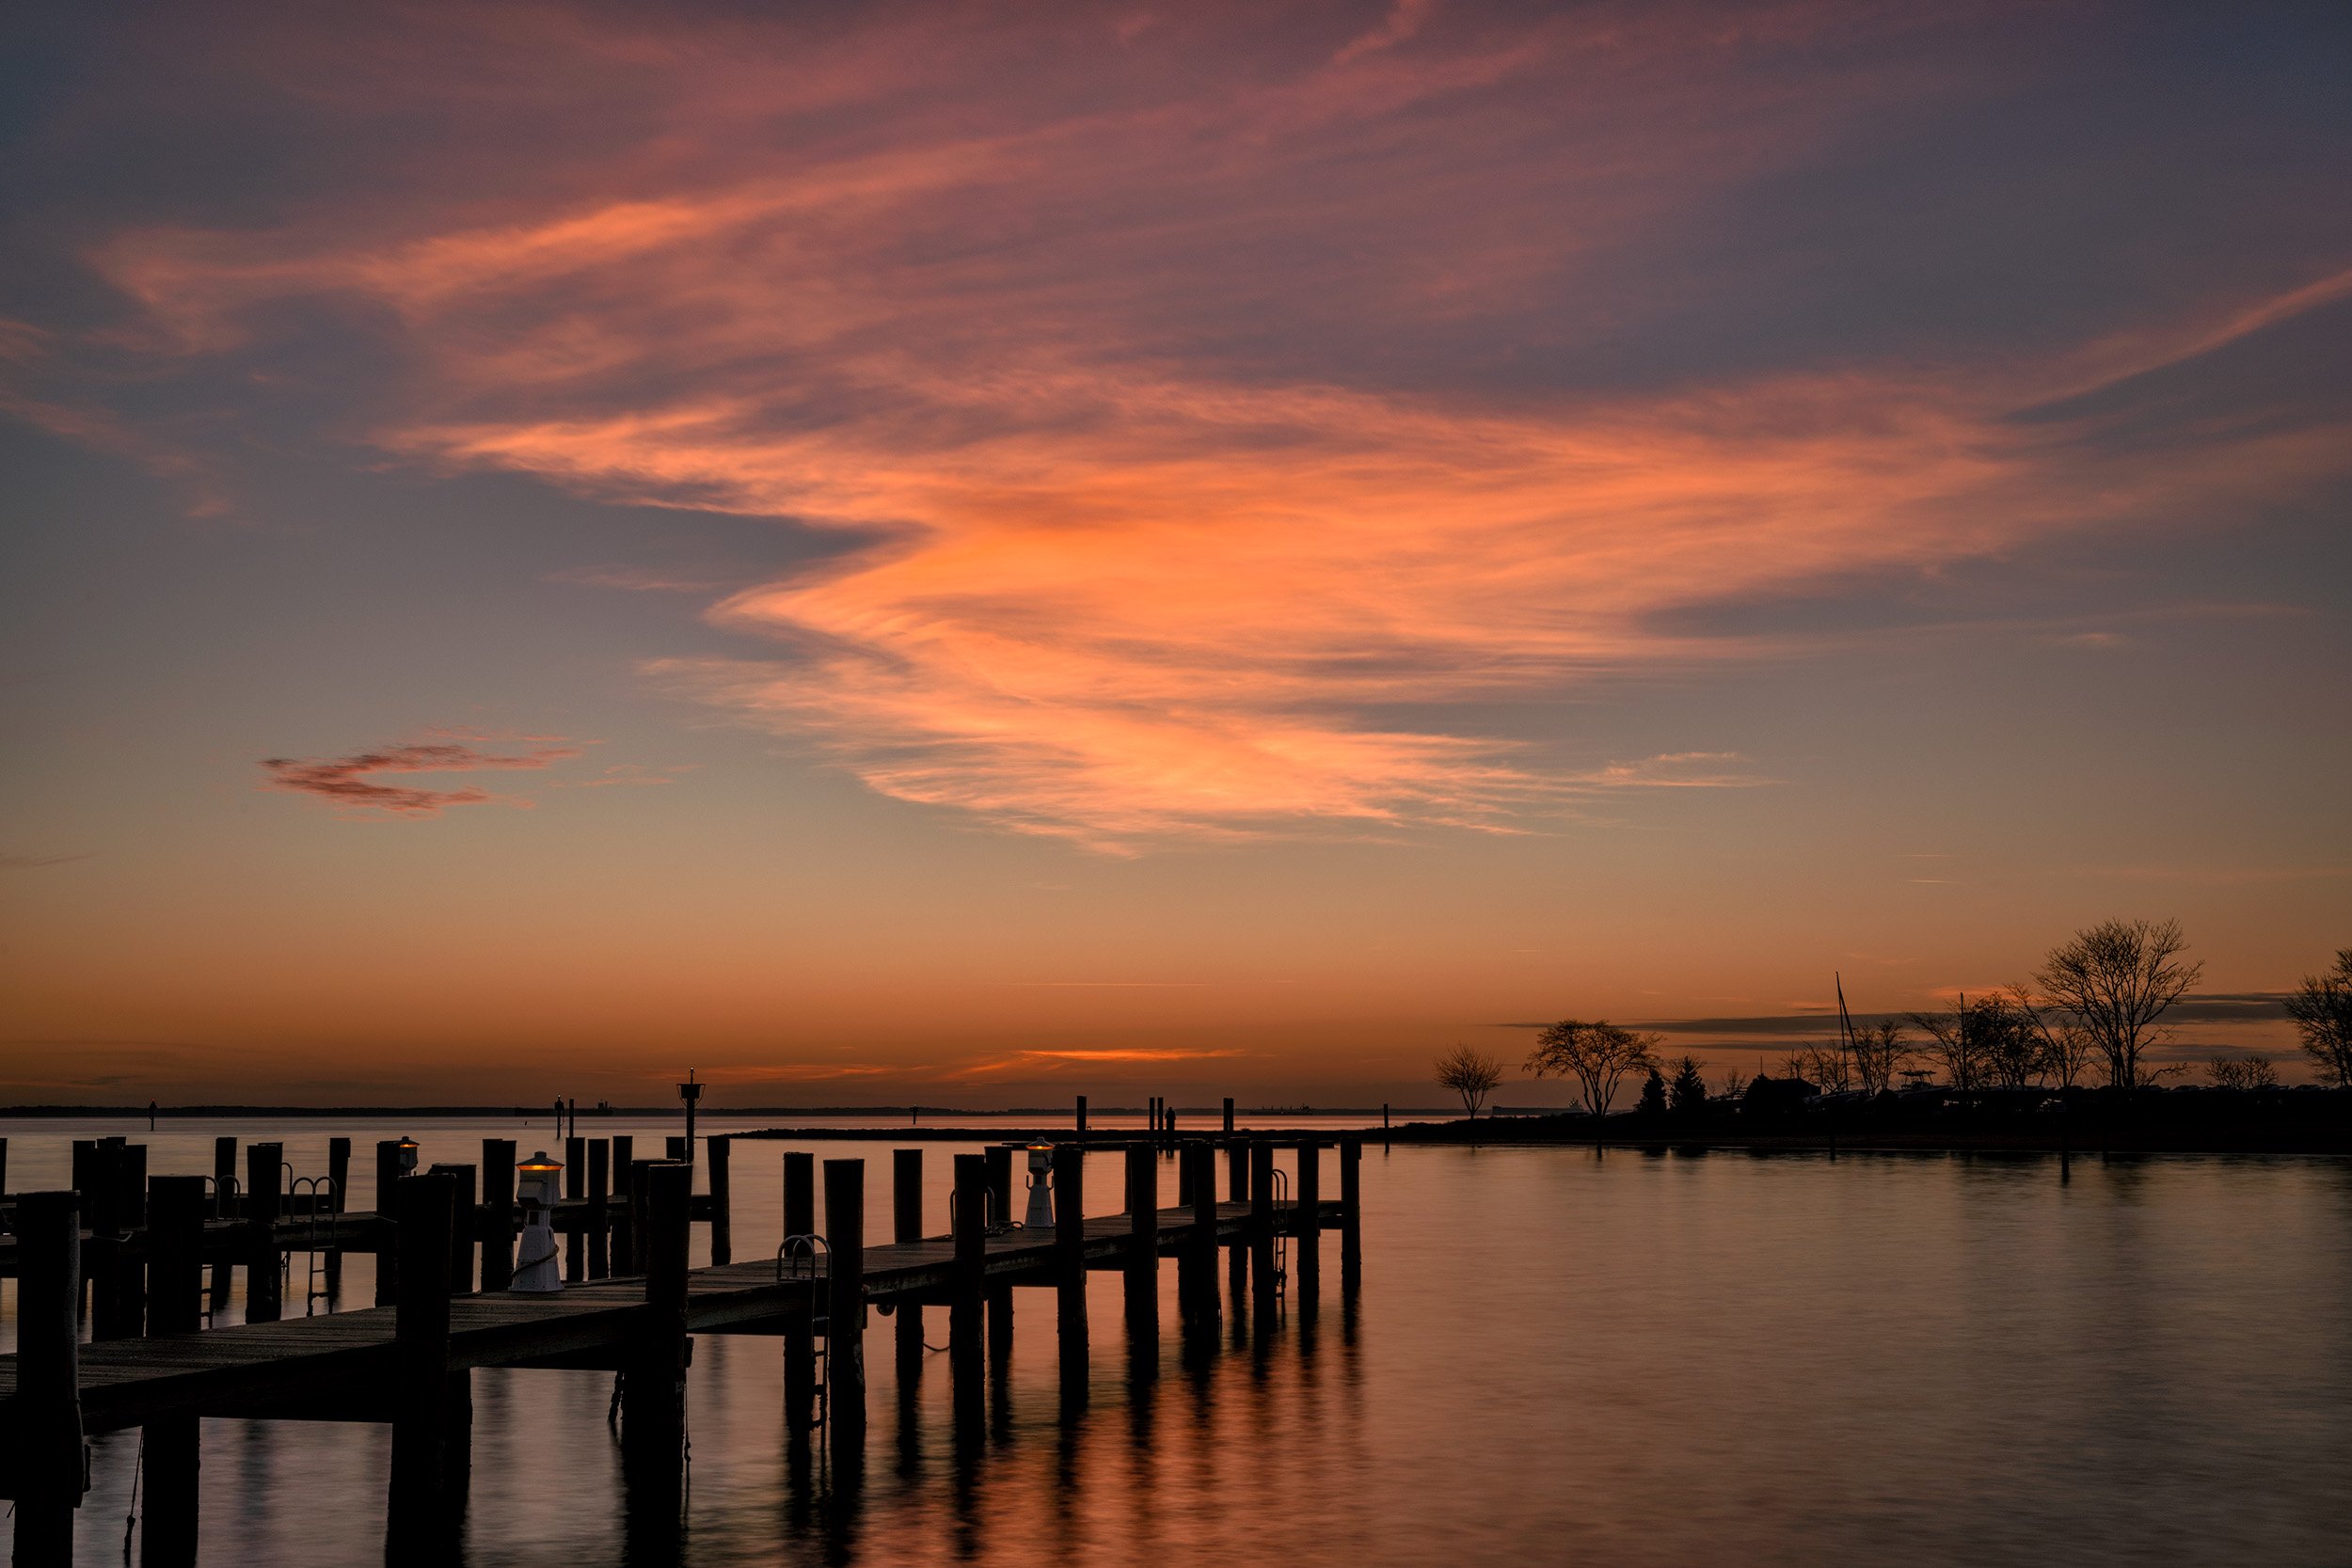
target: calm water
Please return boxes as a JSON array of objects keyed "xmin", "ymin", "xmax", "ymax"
[{"xmin": 4, "ymin": 1116, "xmax": 2349, "ymax": 1566}]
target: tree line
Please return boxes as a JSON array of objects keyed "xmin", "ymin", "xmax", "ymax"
[{"xmin": 1434, "ymin": 920, "xmax": 2352, "ymax": 1118}]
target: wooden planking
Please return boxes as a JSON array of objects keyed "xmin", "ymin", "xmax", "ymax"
[{"xmin": 0, "ymin": 1197, "xmax": 1342, "ymax": 1431}]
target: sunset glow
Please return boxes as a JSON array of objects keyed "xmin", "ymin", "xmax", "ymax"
[{"xmin": 2, "ymin": 2, "xmax": 2345, "ymax": 1104}]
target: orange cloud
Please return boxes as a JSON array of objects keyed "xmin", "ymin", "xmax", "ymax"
[
  {"xmin": 952, "ymin": 1047, "xmax": 1251, "ymax": 1079},
  {"xmin": 71, "ymin": 5, "xmax": 2352, "ymax": 848}
]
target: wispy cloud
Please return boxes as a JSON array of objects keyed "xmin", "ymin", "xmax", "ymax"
[
  {"xmin": 953, "ymin": 1046, "xmax": 1250, "ymax": 1079},
  {"xmin": 1, "ymin": 852, "xmax": 94, "ymax": 871},
  {"xmin": 260, "ymin": 736, "xmax": 583, "ymax": 816},
  {"xmin": 39, "ymin": 4, "xmax": 2352, "ymax": 850}
]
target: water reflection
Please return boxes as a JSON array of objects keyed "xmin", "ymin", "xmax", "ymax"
[{"xmin": 6, "ymin": 1123, "xmax": 2352, "ymax": 1565}]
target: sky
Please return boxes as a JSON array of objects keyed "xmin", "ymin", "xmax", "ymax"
[{"xmin": 2, "ymin": 0, "xmax": 2347, "ymax": 1106}]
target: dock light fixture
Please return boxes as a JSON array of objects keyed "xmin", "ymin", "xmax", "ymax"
[
  {"xmin": 1023, "ymin": 1143, "xmax": 1056, "ymax": 1231},
  {"xmin": 510, "ymin": 1150, "xmax": 564, "ymax": 1293},
  {"xmin": 394, "ymin": 1136, "xmax": 421, "ymax": 1175}
]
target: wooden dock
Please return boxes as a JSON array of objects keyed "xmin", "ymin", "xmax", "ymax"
[{"xmin": 0, "ymin": 1131, "xmax": 1364, "ymax": 1566}]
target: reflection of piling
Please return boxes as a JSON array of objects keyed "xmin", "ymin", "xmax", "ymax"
[
  {"xmin": 144, "ymin": 1175, "xmax": 207, "ymax": 1567},
  {"xmin": 783, "ymin": 1151, "xmax": 817, "ymax": 1434},
  {"xmin": 14, "ymin": 1190, "xmax": 87, "ymax": 1562},
  {"xmin": 823, "ymin": 1158, "xmax": 867, "ymax": 1461}
]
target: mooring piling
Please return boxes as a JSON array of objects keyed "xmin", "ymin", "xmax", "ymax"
[
  {"xmin": 324, "ymin": 1137, "xmax": 351, "ymax": 1299},
  {"xmin": 142, "ymin": 1175, "xmax": 207, "ymax": 1568},
  {"xmin": 1053, "ymin": 1142, "xmax": 1089, "ymax": 1397},
  {"xmin": 620, "ymin": 1163, "xmax": 691, "ymax": 1524},
  {"xmin": 1248, "ymin": 1141, "xmax": 1277, "ymax": 1324},
  {"xmin": 822, "ymin": 1158, "xmax": 867, "ymax": 1460},
  {"xmin": 427, "ymin": 1163, "xmax": 476, "ymax": 1295},
  {"xmin": 480, "ymin": 1140, "xmax": 516, "ymax": 1292},
  {"xmin": 12, "ymin": 1190, "xmax": 86, "ymax": 1566},
  {"xmin": 564, "ymin": 1134, "xmax": 588, "ymax": 1280},
  {"xmin": 586, "ymin": 1138, "xmax": 612, "ymax": 1279},
  {"xmin": 892, "ymin": 1148, "xmax": 925, "ymax": 1381},
  {"xmin": 707, "ymin": 1134, "xmax": 733, "ymax": 1266},
  {"xmin": 782, "ymin": 1150, "xmax": 817, "ymax": 1434},
  {"xmin": 386, "ymin": 1173, "xmax": 458, "ymax": 1560},
  {"xmin": 245, "ymin": 1143, "xmax": 283, "ymax": 1323},
  {"xmin": 1341, "ymin": 1134, "xmax": 1363, "ymax": 1288},
  {"xmin": 1295, "ymin": 1140, "xmax": 1321, "ymax": 1310}
]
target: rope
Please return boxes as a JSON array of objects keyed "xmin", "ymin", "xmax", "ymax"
[{"xmin": 122, "ymin": 1430, "xmax": 144, "ymax": 1560}]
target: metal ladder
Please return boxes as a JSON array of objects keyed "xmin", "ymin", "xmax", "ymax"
[
  {"xmin": 198, "ymin": 1174, "xmax": 241, "ymax": 1326},
  {"xmin": 1268, "ymin": 1167, "xmax": 1291, "ymax": 1299},
  {"xmin": 283, "ymin": 1167, "xmax": 339, "ymax": 1316},
  {"xmin": 776, "ymin": 1233, "xmax": 830, "ymax": 1428}
]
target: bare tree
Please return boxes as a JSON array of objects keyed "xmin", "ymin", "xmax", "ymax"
[
  {"xmin": 1907, "ymin": 994, "xmax": 1987, "ymax": 1091},
  {"xmin": 2283, "ymin": 948, "xmax": 2352, "ymax": 1088},
  {"xmin": 1524, "ymin": 1021, "xmax": 1662, "ymax": 1117},
  {"xmin": 1849, "ymin": 1021, "xmax": 1911, "ymax": 1095},
  {"xmin": 1795, "ymin": 1043, "xmax": 1851, "ymax": 1093},
  {"xmin": 2033, "ymin": 918, "xmax": 2203, "ymax": 1088},
  {"xmin": 2007, "ymin": 983, "xmax": 2096, "ymax": 1088},
  {"xmin": 1434, "ymin": 1045, "xmax": 1503, "ymax": 1120},
  {"xmin": 2206, "ymin": 1053, "xmax": 2280, "ymax": 1091}
]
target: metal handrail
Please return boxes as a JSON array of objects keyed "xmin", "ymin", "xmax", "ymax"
[{"xmin": 776, "ymin": 1233, "xmax": 831, "ymax": 1429}]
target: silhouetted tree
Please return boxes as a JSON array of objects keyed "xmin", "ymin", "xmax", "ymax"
[
  {"xmin": 2284, "ymin": 948, "xmax": 2352, "ymax": 1088},
  {"xmin": 1796, "ymin": 1042, "xmax": 1852, "ymax": 1093},
  {"xmin": 2206, "ymin": 1053, "xmax": 2280, "ymax": 1091},
  {"xmin": 1907, "ymin": 995, "xmax": 1988, "ymax": 1091},
  {"xmin": 1636, "ymin": 1068, "xmax": 1667, "ymax": 1117},
  {"xmin": 1434, "ymin": 1045, "xmax": 1503, "ymax": 1120},
  {"xmin": 2033, "ymin": 918, "xmax": 2202, "ymax": 1088},
  {"xmin": 1668, "ymin": 1054, "xmax": 1708, "ymax": 1115},
  {"xmin": 2007, "ymin": 983, "xmax": 2096, "ymax": 1088},
  {"xmin": 1524, "ymin": 1021, "xmax": 1662, "ymax": 1116},
  {"xmin": 1849, "ymin": 1021, "xmax": 1911, "ymax": 1095}
]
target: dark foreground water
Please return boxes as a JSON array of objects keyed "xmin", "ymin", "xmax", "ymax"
[{"xmin": 4, "ymin": 1116, "xmax": 2349, "ymax": 1566}]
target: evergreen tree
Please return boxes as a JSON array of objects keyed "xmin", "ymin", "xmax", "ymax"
[
  {"xmin": 1636, "ymin": 1066, "xmax": 1668, "ymax": 1117},
  {"xmin": 1668, "ymin": 1054, "xmax": 1708, "ymax": 1115}
]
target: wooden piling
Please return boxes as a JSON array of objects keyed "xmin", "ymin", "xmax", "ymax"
[
  {"xmin": 96, "ymin": 1141, "xmax": 148, "ymax": 1338},
  {"xmin": 586, "ymin": 1138, "xmax": 611, "ymax": 1279},
  {"xmin": 387, "ymin": 1173, "xmax": 458, "ymax": 1560},
  {"xmin": 372, "ymin": 1141, "xmax": 405, "ymax": 1307},
  {"xmin": 324, "ymin": 1137, "xmax": 351, "ymax": 1299},
  {"xmin": 245, "ymin": 1142, "xmax": 283, "ymax": 1323},
  {"xmin": 982, "ymin": 1144, "xmax": 1014, "ymax": 1368},
  {"xmin": 1182, "ymin": 1141, "xmax": 1218, "ymax": 1325},
  {"xmin": 950, "ymin": 1152, "xmax": 987, "ymax": 1353},
  {"xmin": 985, "ymin": 1144, "xmax": 1013, "ymax": 1227},
  {"xmin": 1295, "ymin": 1139, "xmax": 1321, "ymax": 1307},
  {"xmin": 142, "ymin": 1176, "xmax": 206, "ymax": 1568},
  {"xmin": 1123, "ymin": 1142, "xmax": 1158, "ymax": 1350},
  {"xmin": 665, "ymin": 1135, "xmax": 688, "ymax": 1161},
  {"xmin": 1053, "ymin": 1144, "xmax": 1088, "ymax": 1388},
  {"xmin": 822, "ymin": 1159, "xmax": 867, "ymax": 1458},
  {"xmin": 427, "ymin": 1163, "xmax": 477, "ymax": 1294},
  {"xmin": 783, "ymin": 1151, "xmax": 816, "ymax": 1433},
  {"xmin": 1223, "ymin": 1097, "xmax": 1235, "ymax": 1133},
  {"xmin": 610, "ymin": 1135, "xmax": 635, "ymax": 1271},
  {"xmin": 621, "ymin": 1163, "xmax": 691, "ymax": 1516},
  {"xmin": 622, "ymin": 1159, "xmax": 650, "ymax": 1277},
  {"xmin": 564, "ymin": 1134, "xmax": 587, "ymax": 1280},
  {"xmin": 1075, "ymin": 1094, "xmax": 1087, "ymax": 1132},
  {"xmin": 1226, "ymin": 1138, "xmax": 1249, "ymax": 1302},
  {"xmin": 707, "ymin": 1134, "xmax": 733, "ymax": 1266},
  {"xmin": 1248, "ymin": 1141, "xmax": 1276, "ymax": 1316},
  {"xmin": 12, "ymin": 1191, "xmax": 87, "ymax": 1565},
  {"xmin": 1340, "ymin": 1134, "xmax": 1363, "ymax": 1289},
  {"xmin": 892, "ymin": 1148, "xmax": 923, "ymax": 1381},
  {"xmin": 480, "ymin": 1140, "xmax": 516, "ymax": 1291}
]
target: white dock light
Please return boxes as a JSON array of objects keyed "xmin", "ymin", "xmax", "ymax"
[
  {"xmin": 511, "ymin": 1149, "xmax": 564, "ymax": 1293},
  {"xmin": 1024, "ymin": 1142, "xmax": 1056, "ymax": 1230},
  {"xmin": 395, "ymin": 1136, "xmax": 421, "ymax": 1175}
]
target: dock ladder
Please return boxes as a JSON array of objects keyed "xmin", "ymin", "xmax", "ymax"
[{"xmin": 777, "ymin": 1233, "xmax": 830, "ymax": 1428}]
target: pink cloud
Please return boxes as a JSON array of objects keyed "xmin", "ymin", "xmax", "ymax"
[{"xmin": 260, "ymin": 738, "xmax": 582, "ymax": 817}]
